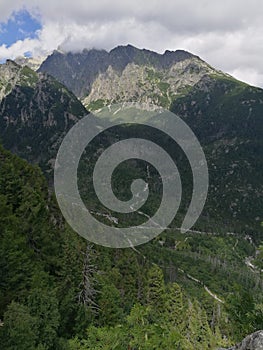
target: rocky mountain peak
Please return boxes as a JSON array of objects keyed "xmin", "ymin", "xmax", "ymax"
[
  {"xmin": 83, "ymin": 55, "xmax": 222, "ymax": 110},
  {"xmin": 38, "ymin": 45, "xmax": 200, "ymax": 99},
  {"xmin": 0, "ymin": 59, "xmax": 20, "ymax": 79},
  {"xmin": 14, "ymin": 55, "xmax": 46, "ymax": 71},
  {"xmin": 0, "ymin": 60, "xmax": 25, "ymax": 100}
]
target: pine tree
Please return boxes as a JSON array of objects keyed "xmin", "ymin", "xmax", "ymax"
[
  {"xmin": 0, "ymin": 301, "xmax": 38, "ymax": 350},
  {"xmin": 97, "ymin": 276, "xmax": 124, "ymax": 326},
  {"xmin": 185, "ymin": 300, "xmax": 213, "ymax": 349},
  {"xmin": 126, "ymin": 303, "xmax": 151, "ymax": 348},
  {"xmin": 146, "ymin": 264, "xmax": 165, "ymax": 318},
  {"xmin": 27, "ymin": 287, "xmax": 60, "ymax": 349},
  {"xmin": 164, "ymin": 282, "xmax": 184, "ymax": 329}
]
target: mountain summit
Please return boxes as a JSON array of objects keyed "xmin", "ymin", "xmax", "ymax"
[
  {"xmin": 38, "ymin": 45, "xmax": 233, "ymax": 111},
  {"xmin": 38, "ymin": 45, "xmax": 202, "ymax": 100}
]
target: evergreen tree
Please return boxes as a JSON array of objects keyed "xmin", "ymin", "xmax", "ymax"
[
  {"xmin": 27, "ymin": 287, "xmax": 60, "ymax": 349},
  {"xmin": 164, "ymin": 282, "xmax": 184, "ymax": 328},
  {"xmin": 96, "ymin": 276, "xmax": 124, "ymax": 326},
  {"xmin": 185, "ymin": 300, "xmax": 213, "ymax": 349},
  {"xmin": 0, "ymin": 301, "xmax": 38, "ymax": 350},
  {"xmin": 146, "ymin": 264, "xmax": 165, "ymax": 319},
  {"xmin": 226, "ymin": 286, "xmax": 257, "ymax": 340}
]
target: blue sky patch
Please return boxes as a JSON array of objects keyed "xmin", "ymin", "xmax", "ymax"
[{"xmin": 0, "ymin": 9, "xmax": 42, "ymax": 48}]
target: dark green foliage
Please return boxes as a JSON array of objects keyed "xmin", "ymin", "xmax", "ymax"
[
  {"xmin": 0, "ymin": 302, "xmax": 38, "ymax": 350},
  {"xmin": 0, "ymin": 144, "xmax": 261, "ymax": 349},
  {"xmin": 27, "ymin": 287, "xmax": 60, "ymax": 348},
  {"xmin": 0, "ymin": 146, "xmax": 66, "ymax": 348},
  {"xmin": 146, "ymin": 265, "xmax": 166, "ymax": 317},
  {"xmin": 226, "ymin": 286, "xmax": 263, "ymax": 341},
  {"xmin": 171, "ymin": 75, "xmax": 263, "ymax": 236},
  {"xmin": 164, "ymin": 282, "xmax": 184, "ymax": 327},
  {"xmin": 96, "ymin": 275, "xmax": 124, "ymax": 326}
]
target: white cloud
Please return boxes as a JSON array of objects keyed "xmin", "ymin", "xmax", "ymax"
[{"xmin": 0, "ymin": 0, "xmax": 263, "ymax": 87}]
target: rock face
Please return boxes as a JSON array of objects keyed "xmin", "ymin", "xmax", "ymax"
[
  {"xmin": 38, "ymin": 44, "xmax": 200, "ymax": 99},
  {"xmin": 15, "ymin": 55, "xmax": 46, "ymax": 71},
  {"xmin": 0, "ymin": 60, "xmax": 30, "ymax": 100},
  {"xmin": 83, "ymin": 57, "xmax": 222, "ymax": 109},
  {"xmin": 39, "ymin": 44, "xmax": 230, "ymax": 111},
  {"xmin": 219, "ymin": 331, "xmax": 263, "ymax": 350}
]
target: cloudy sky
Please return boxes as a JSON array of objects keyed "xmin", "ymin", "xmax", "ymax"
[{"xmin": 0, "ymin": 0, "xmax": 263, "ymax": 87}]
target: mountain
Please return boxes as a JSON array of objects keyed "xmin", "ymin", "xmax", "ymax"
[
  {"xmin": 38, "ymin": 44, "xmax": 198, "ymax": 100},
  {"xmin": 39, "ymin": 45, "xmax": 263, "ymax": 236},
  {"xmin": 39, "ymin": 44, "xmax": 234, "ymax": 111},
  {"xmin": 0, "ymin": 59, "xmax": 88, "ymax": 172},
  {"xmin": 83, "ymin": 56, "xmax": 222, "ymax": 110},
  {"xmin": 1, "ymin": 46, "xmax": 262, "ymax": 235},
  {"xmin": 0, "ymin": 46, "xmax": 262, "ymax": 348},
  {"xmin": 171, "ymin": 74, "xmax": 263, "ymax": 235}
]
